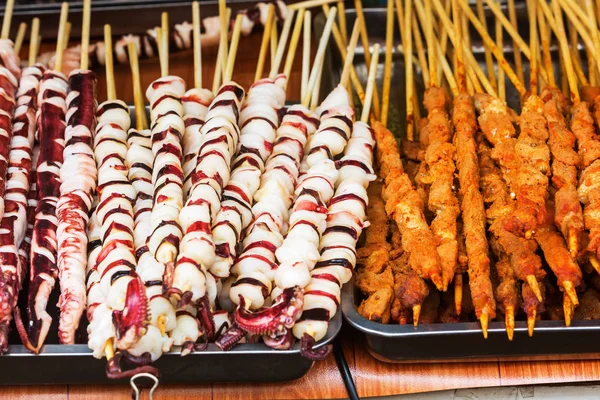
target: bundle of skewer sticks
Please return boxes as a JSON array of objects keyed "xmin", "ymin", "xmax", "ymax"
[{"xmin": 356, "ymin": 0, "xmax": 600, "ymax": 340}]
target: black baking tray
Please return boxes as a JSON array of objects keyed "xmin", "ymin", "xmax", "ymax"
[{"xmin": 333, "ymin": 6, "xmax": 600, "ymax": 362}]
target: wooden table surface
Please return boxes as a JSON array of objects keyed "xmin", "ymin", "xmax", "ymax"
[{"xmin": 8, "ymin": 29, "xmax": 600, "ymax": 400}]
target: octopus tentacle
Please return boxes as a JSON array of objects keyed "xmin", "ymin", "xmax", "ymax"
[{"xmin": 300, "ymin": 333, "xmax": 332, "ymax": 361}]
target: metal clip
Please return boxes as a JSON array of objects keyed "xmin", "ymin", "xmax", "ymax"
[{"xmin": 130, "ymin": 372, "xmax": 159, "ymax": 400}]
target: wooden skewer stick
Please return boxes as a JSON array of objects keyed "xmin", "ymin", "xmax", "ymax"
[
  {"xmin": 508, "ymin": 0, "xmax": 525, "ymax": 84},
  {"xmin": 128, "ymin": 42, "xmax": 147, "ymax": 131},
  {"xmin": 301, "ymin": 10, "xmax": 311, "ymax": 101},
  {"xmin": 412, "ymin": 13, "xmax": 429, "ymax": 89},
  {"xmin": 160, "ymin": 12, "xmax": 169, "ymax": 77},
  {"xmin": 457, "ymin": 0, "xmax": 527, "ymax": 96},
  {"xmin": 424, "ymin": 0, "xmax": 437, "ymax": 87},
  {"xmin": 13, "ymin": 22, "xmax": 26, "ymax": 55},
  {"xmin": 572, "ymin": 18, "xmax": 593, "ymax": 86},
  {"xmin": 339, "ymin": 20, "xmax": 361, "ymax": 90},
  {"xmin": 192, "ymin": 1, "xmax": 203, "ymax": 89},
  {"xmin": 155, "ymin": 27, "xmax": 163, "ymax": 62},
  {"xmin": 404, "ymin": 0, "xmax": 414, "ymax": 140},
  {"xmin": 552, "ymin": 0, "xmax": 580, "ymax": 103},
  {"xmin": 537, "ymin": 3, "xmax": 556, "ymax": 88},
  {"xmin": 63, "ymin": 22, "xmax": 71, "ymax": 51},
  {"xmin": 436, "ymin": 33, "xmax": 458, "ymax": 96},
  {"xmin": 1, "ymin": 0, "xmax": 14, "ymax": 40},
  {"xmin": 212, "ymin": 7, "xmax": 231, "ymax": 94},
  {"xmin": 28, "ymin": 18, "xmax": 40, "ymax": 66},
  {"xmin": 337, "ymin": 1, "xmax": 348, "ymax": 45},
  {"xmin": 218, "ymin": 0, "xmax": 229, "ymax": 78},
  {"xmin": 354, "ymin": 0, "xmax": 381, "ymax": 118},
  {"xmin": 452, "ymin": 0, "xmax": 466, "ymax": 93},
  {"xmin": 394, "ymin": 0, "xmax": 406, "ymax": 49},
  {"xmin": 427, "ymin": 0, "xmax": 495, "ymax": 96},
  {"xmin": 381, "ymin": 0, "xmax": 394, "ymax": 127},
  {"xmin": 301, "ymin": 6, "xmax": 337, "ymax": 107},
  {"xmin": 549, "ymin": 0, "xmax": 595, "ymax": 55},
  {"xmin": 529, "ymin": 0, "xmax": 539, "ymax": 94},
  {"xmin": 289, "ymin": 0, "xmax": 338, "ymax": 10},
  {"xmin": 224, "ymin": 14, "xmax": 244, "ymax": 83},
  {"xmin": 283, "ymin": 8, "xmax": 305, "ymax": 80},
  {"xmin": 322, "ymin": 4, "xmax": 367, "ymax": 109},
  {"xmin": 496, "ymin": 4, "xmax": 506, "ymax": 101},
  {"xmin": 461, "ymin": 5, "xmax": 474, "ymax": 94},
  {"xmin": 270, "ymin": 9, "xmax": 295, "ymax": 78},
  {"xmin": 104, "ymin": 25, "xmax": 116, "ymax": 101},
  {"xmin": 476, "ymin": 0, "xmax": 497, "ymax": 91},
  {"xmin": 80, "ymin": 0, "xmax": 91, "ymax": 71},
  {"xmin": 54, "ymin": 2, "xmax": 69, "ymax": 74},
  {"xmin": 255, "ymin": 4, "xmax": 275, "ymax": 82},
  {"xmin": 586, "ymin": 0, "xmax": 600, "ymax": 84},
  {"xmin": 361, "ymin": 44, "xmax": 380, "ymax": 123},
  {"xmin": 310, "ymin": 57, "xmax": 324, "ymax": 111},
  {"xmin": 270, "ymin": 22, "xmax": 278, "ymax": 68}
]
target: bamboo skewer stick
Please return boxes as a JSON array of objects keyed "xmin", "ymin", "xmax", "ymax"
[
  {"xmin": 160, "ymin": 12, "xmax": 169, "ymax": 77},
  {"xmin": 551, "ymin": 0, "xmax": 595, "ymax": 55},
  {"xmin": 310, "ymin": 57, "xmax": 324, "ymax": 111},
  {"xmin": 394, "ymin": 0, "xmax": 406, "ymax": 50},
  {"xmin": 572, "ymin": 18, "xmax": 593, "ymax": 86},
  {"xmin": 54, "ymin": 2, "xmax": 69, "ymax": 74},
  {"xmin": 404, "ymin": 0, "xmax": 414, "ymax": 142},
  {"xmin": 476, "ymin": 0, "xmax": 497, "ymax": 91},
  {"xmin": 13, "ymin": 22, "xmax": 26, "ymax": 55},
  {"xmin": 508, "ymin": 0, "xmax": 525, "ymax": 84},
  {"xmin": 457, "ymin": 0, "xmax": 527, "ymax": 96},
  {"xmin": 496, "ymin": 6, "xmax": 506, "ymax": 101},
  {"xmin": 28, "ymin": 18, "xmax": 39, "ymax": 66},
  {"xmin": 80, "ymin": 0, "xmax": 91, "ymax": 70},
  {"xmin": 301, "ymin": 11, "xmax": 311, "ymax": 101},
  {"xmin": 218, "ymin": 0, "xmax": 229, "ymax": 78},
  {"xmin": 355, "ymin": 0, "xmax": 381, "ymax": 119},
  {"xmin": 224, "ymin": 14, "xmax": 244, "ymax": 83},
  {"xmin": 436, "ymin": 35, "xmax": 459, "ymax": 97},
  {"xmin": 283, "ymin": 8, "xmax": 305, "ymax": 80},
  {"xmin": 156, "ymin": 27, "xmax": 163, "ymax": 62},
  {"xmin": 361, "ymin": 44, "xmax": 380, "ymax": 123},
  {"xmin": 255, "ymin": 4, "xmax": 275, "ymax": 82},
  {"xmin": 424, "ymin": 0, "xmax": 437, "ymax": 87},
  {"xmin": 452, "ymin": 0, "xmax": 466, "ymax": 93},
  {"xmin": 301, "ymin": 6, "xmax": 337, "ymax": 107},
  {"xmin": 337, "ymin": 0, "xmax": 348, "ymax": 45},
  {"xmin": 270, "ymin": 9, "xmax": 295, "ymax": 78},
  {"xmin": 322, "ymin": 4, "xmax": 367, "ymax": 108},
  {"xmin": 104, "ymin": 24, "xmax": 116, "ymax": 100},
  {"xmin": 538, "ymin": 4, "xmax": 556, "ymax": 88},
  {"xmin": 587, "ymin": 0, "xmax": 600, "ymax": 84},
  {"xmin": 529, "ymin": 0, "xmax": 539, "ymax": 94},
  {"xmin": 128, "ymin": 42, "xmax": 147, "ymax": 131},
  {"xmin": 270, "ymin": 22, "xmax": 278, "ymax": 68},
  {"xmin": 552, "ymin": 0, "xmax": 580, "ymax": 102},
  {"xmin": 192, "ymin": 1, "xmax": 202, "ymax": 88},
  {"xmin": 63, "ymin": 22, "xmax": 71, "ymax": 51},
  {"xmin": 339, "ymin": 20, "xmax": 361, "ymax": 91},
  {"xmin": 412, "ymin": 13, "xmax": 429, "ymax": 89},
  {"xmin": 212, "ymin": 8, "xmax": 231, "ymax": 93},
  {"xmin": 1, "ymin": 0, "xmax": 14, "ymax": 40},
  {"xmin": 381, "ymin": 0, "xmax": 395, "ymax": 127}
]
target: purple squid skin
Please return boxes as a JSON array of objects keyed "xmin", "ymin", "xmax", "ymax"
[
  {"xmin": 106, "ymin": 351, "xmax": 160, "ymax": 380},
  {"xmin": 234, "ymin": 286, "xmax": 304, "ymax": 336},
  {"xmin": 112, "ymin": 277, "xmax": 150, "ymax": 349},
  {"xmin": 215, "ymin": 324, "xmax": 246, "ymax": 351},
  {"xmin": 300, "ymin": 333, "xmax": 332, "ymax": 361},
  {"xmin": 263, "ymin": 329, "xmax": 294, "ymax": 350}
]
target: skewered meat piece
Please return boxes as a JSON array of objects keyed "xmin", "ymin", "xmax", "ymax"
[
  {"xmin": 41, "ymin": 1, "xmax": 288, "ymax": 75},
  {"xmin": 574, "ymin": 100, "xmax": 600, "ymax": 260},
  {"xmin": 25, "ymin": 70, "xmax": 68, "ymax": 353},
  {"xmin": 421, "ymin": 87, "xmax": 459, "ymax": 291},
  {"xmin": 210, "ymin": 75, "xmax": 287, "ymax": 280},
  {"xmin": 358, "ymin": 287, "xmax": 393, "ymax": 324},
  {"xmin": 126, "ymin": 128, "xmax": 175, "ymax": 357},
  {"xmin": 173, "ymin": 82, "xmax": 245, "ymax": 338},
  {"xmin": 390, "ymin": 252, "xmax": 429, "ymax": 325},
  {"xmin": 292, "ymin": 121, "xmax": 375, "ymax": 351},
  {"xmin": 56, "ymin": 70, "xmax": 98, "ymax": 344},
  {"xmin": 87, "ymin": 101, "xmax": 148, "ymax": 359},
  {"xmin": 374, "ymin": 120, "xmax": 443, "ymax": 295},
  {"xmin": 0, "ymin": 41, "xmax": 19, "ymax": 225},
  {"xmin": 453, "ymin": 93, "xmax": 496, "ymax": 334},
  {"xmin": 145, "ymin": 76, "xmax": 186, "ymax": 266},
  {"xmin": 229, "ymin": 104, "xmax": 319, "ymax": 311},
  {"xmin": 182, "ymin": 88, "xmax": 214, "ymax": 199},
  {"xmin": 0, "ymin": 65, "xmax": 44, "ymax": 352},
  {"xmin": 541, "ymin": 87, "xmax": 583, "ymax": 256}
]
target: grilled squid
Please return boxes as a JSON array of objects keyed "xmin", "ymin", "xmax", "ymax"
[
  {"xmin": 292, "ymin": 121, "xmax": 375, "ymax": 358},
  {"xmin": 56, "ymin": 69, "xmax": 98, "ymax": 344},
  {"xmin": 0, "ymin": 64, "xmax": 44, "ymax": 352},
  {"xmin": 87, "ymin": 101, "xmax": 148, "ymax": 359},
  {"xmin": 26, "ymin": 70, "xmax": 68, "ymax": 353},
  {"xmin": 171, "ymin": 82, "xmax": 245, "ymax": 340}
]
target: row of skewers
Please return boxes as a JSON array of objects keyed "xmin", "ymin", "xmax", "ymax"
[
  {"xmin": 356, "ymin": 0, "xmax": 600, "ymax": 340},
  {"xmin": 0, "ymin": 0, "xmax": 383, "ymax": 379}
]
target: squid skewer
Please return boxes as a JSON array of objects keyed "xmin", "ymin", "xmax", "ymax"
[{"xmin": 56, "ymin": 0, "xmax": 98, "ymax": 344}]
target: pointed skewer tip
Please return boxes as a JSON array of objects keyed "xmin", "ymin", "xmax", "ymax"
[
  {"xmin": 412, "ymin": 305, "xmax": 421, "ymax": 327},
  {"xmin": 526, "ymin": 275, "xmax": 543, "ymax": 302}
]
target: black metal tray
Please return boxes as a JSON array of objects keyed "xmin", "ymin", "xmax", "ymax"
[
  {"xmin": 1, "ymin": 310, "xmax": 341, "ymax": 385},
  {"xmin": 333, "ymin": 6, "xmax": 600, "ymax": 363}
]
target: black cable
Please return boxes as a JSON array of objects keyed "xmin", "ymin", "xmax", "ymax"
[{"xmin": 333, "ymin": 338, "xmax": 360, "ymax": 400}]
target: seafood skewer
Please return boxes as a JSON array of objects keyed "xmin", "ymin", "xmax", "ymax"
[
  {"xmin": 0, "ymin": 20, "xmax": 43, "ymax": 352},
  {"xmin": 56, "ymin": 0, "xmax": 98, "ymax": 344}
]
